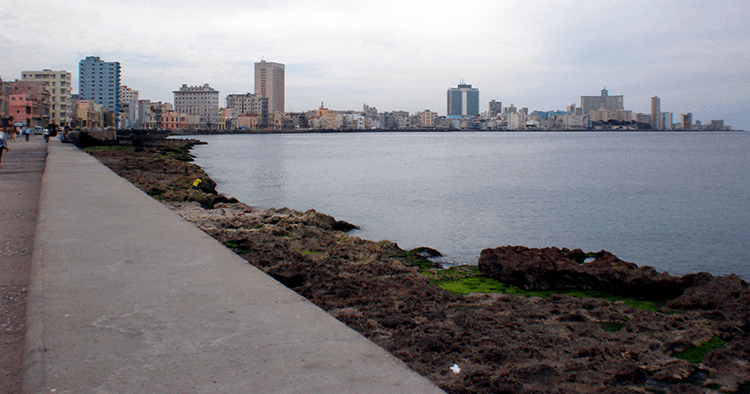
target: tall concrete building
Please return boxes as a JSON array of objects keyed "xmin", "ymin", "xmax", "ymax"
[
  {"xmin": 21, "ymin": 69, "xmax": 72, "ymax": 126},
  {"xmin": 254, "ymin": 60, "xmax": 285, "ymax": 115},
  {"xmin": 651, "ymin": 96, "xmax": 661, "ymax": 130},
  {"xmin": 173, "ymin": 84, "xmax": 220, "ymax": 130},
  {"xmin": 580, "ymin": 88, "xmax": 624, "ymax": 115},
  {"xmin": 226, "ymin": 93, "xmax": 268, "ymax": 127},
  {"xmin": 682, "ymin": 113, "xmax": 693, "ymax": 130},
  {"xmin": 78, "ymin": 56, "xmax": 121, "ymax": 121},
  {"xmin": 662, "ymin": 112, "xmax": 673, "ymax": 130},
  {"xmin": 488, "ymin": 100, "xmax": 502, "ymax": 117},
  {"xmin": 447, "ymin": 83, "xmax": 479, "ymax": 117}
]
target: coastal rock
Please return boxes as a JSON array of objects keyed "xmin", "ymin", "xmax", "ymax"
[
  {"xmin": 89, "ymin": 137, "xmax": 750, "ymax": 394},
  {"xmin": 477, "ymin": 246, "xmax": 712, "ymax": 300}
]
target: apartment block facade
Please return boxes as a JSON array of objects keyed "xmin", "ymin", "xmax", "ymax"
[
  {"xmin": 254, "ymin": 60, "xmax": 285, "ymax": 115},
  {"xmin": 78, "ymin": 56, "xmax": 121, "ymax": 121},
  {"xmin": 173, "ymin": 84, "xmax": 220, "ymax": 130},
  {"xmin": 226, "ymin": 93, "xmax": 268, "ymax": 127},
  {"xmin": 7, "ymin": 81, "xmax": 52, "ymax": 126},
  {"xmin": 21, "ymin": 69, "xmax": 72, "ymax": 125},
  {"xmin": 580, "ymin": 88, "xmax": 624, "ymax": 115}
]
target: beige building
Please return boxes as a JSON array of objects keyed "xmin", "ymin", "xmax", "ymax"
[
  {"xmin": 173, "ymin": 84, "xmax": 220, "ymax": 130},
  {"xmin": 120, "ymin": 85, "xmax": 139, "ymax": 104},
  {"xmin": 580, "ymin": 88, "xmax": 624, "ymax": 116},
  {"xmin": 226, "ymin": 93, "xmax": 268, "ymax": 128},
  {"xmin": 74, "ymin": 100, "xmax": 104, "ymax": 129},
  {"xmin": 22, "ymin": 69, "xmax": 72, "ymax": 126},
  {"xmin": 419, "ymin": 110, "xmax": 438, "ymax": 128},
  {"xmin": 254, "ymin": 60, "xmax": 285, "ymax": 115}
]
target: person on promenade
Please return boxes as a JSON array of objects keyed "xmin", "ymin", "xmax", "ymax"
[
  {"xmin": 61, "ymin": 125, "xmax": 72, "ymax": 143},
  {"xmin": 44, "ymin": 123, "xmax": 57, "ymax": 143},
  {"xmin": 0, "ymin": 129, "xmax": 9, "ymax": 167}
]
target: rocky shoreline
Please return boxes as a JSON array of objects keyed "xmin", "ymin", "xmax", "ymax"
[{"xmin": 86, "ymin": 137, "xmax": 750, "ymax": 394}]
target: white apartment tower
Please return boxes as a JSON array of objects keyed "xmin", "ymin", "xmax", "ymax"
[
  {"xmin": 21, "ymin": 69, "xmax": 72, "ymax": 126},
  {"xmin": 173, "ymin": 84, "xmax": 220, "ymax": 130},
  {"xmin": 254, "ymin": 60, "xmax": 285, "ymax": 115}
]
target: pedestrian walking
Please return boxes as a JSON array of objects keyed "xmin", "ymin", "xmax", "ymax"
[{"xmin": 0, "ymin": 129, "xmax": 9, "ymax": 167}]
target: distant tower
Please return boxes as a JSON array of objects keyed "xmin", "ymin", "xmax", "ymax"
[
  {"xmin": 447, "ymin": 83, "xmax": 479, "ymax": 116},
  {"xmin": 651, "ymin": 96, "xmax": 662, "ymax": 130},
  {"xmin": 79, "ymin": 56, "xmax": 121, "ymax": 120},
  {"xmin": 488, "ymin": 100, "xmax": 502, "ymax": 117},
  {"xmin": 254, "ymin": 60, "xmax": 285, "ymax": 115},
  {"xmin": 580, "ymin": 88, "xmax": 623, "ymax": 115},
  {"xmin": 682, "ymin": 113, "xmax": 693, "ymax": 130}
]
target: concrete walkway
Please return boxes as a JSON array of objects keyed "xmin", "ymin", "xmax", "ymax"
[
  {"xmin": 22, "ymin": 140, "xmax": 444, "ymax": 393},
  {"xmin": 0, "ymin": 136, "xmax": 47, "ymax": 393}
]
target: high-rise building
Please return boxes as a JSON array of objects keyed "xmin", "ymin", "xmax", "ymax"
[
  {"xmin": 488, "ymin": 100, "xmax": 502, "ymax": 117},
  {"xmin": 78, "ymin": 56, "xmax": 121, "ymax": 121},
  {"xmin": 173, "ymin": 84, "xmax": 219, "ymax": 130},
  {"xmin": 447, "ymin": 83, "xmax": 479, "ymax": 117},
  {"xmin": 254, "ymin": 60, "xmax": 285, "ymax": 115},
  {"xmin": 226, "ymin": 93, "xmax": 268, "ymax": 127},
  {"xmin": 580, "ymin": 88, "xmax": 624, "ymax": 115},
  {"xmin": 682, "ymin": 113, "xmax": 693, "ymax": 130},
  {"xmin": 21, "ymin": 69, "xmax": 72, "ymax": 126},
  {"xmin": 662, "ymin": 112, "xmax": 673, "ymax": 130},
  {"xmin": 651, "ymin": 96, "xmax": 661, "ymax": 130}
]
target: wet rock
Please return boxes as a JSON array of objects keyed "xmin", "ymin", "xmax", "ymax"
[
  {"xmin": 478, "ymin": 246, "xmax": 712, "ymax": 300},
  {"xmin": 89, "ymin": 137, "xmax": 750, "ymax": 394}
]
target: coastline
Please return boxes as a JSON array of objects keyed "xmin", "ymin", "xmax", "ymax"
[
  {"xmin": 85, "ymin": 137, "xmax": 750, "ymax": 394},
  {"xmin": 170, "ymin": 128, "xmax": 747, "ymax": 136}
]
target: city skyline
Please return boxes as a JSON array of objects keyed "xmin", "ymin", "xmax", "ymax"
[{"xmin": 1, "ymin": 1, "xmax": 748, "ymax": 130}]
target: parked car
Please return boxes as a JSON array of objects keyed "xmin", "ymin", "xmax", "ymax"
[{"xmin": 33, "ymin": 126, "xmax": 44, "ymax": 135}]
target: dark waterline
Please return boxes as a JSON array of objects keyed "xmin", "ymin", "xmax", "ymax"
[{"xmin": 188, "ymin": 131, "xmax": 750, "ymax": 280}]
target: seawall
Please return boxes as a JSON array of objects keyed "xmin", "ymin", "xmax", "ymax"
[{"xmin": 23, "ymin": 140, "xmax": 444, "ymax": 393}]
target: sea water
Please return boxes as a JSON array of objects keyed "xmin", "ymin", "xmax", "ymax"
[{"xmin": 189, "ymin": 131, "xmax": 750, "ymax": 280}]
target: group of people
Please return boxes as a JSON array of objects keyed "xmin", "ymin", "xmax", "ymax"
[{"xmin": 0, "ymin": 123, "xmax": 74, "ymax": 167}]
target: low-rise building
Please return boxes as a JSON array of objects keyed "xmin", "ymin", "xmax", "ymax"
[
  {"xmin": 8, "ymin": 93, "xmax": 43, "ymax": 127},
  {"xmin": 7, "ymin": 80, "xmax": 51, "ymax": 126},
  {"xmin": 73, "ymin": 100, "xmax": 104, "ymax": 129},
  {"xmin": 418, "ymin": 110, "xmax": 438, "ymax": 129},
  {"xmin": 226, "ymin": 93, "xmax": 268, "ymax": 128},
  {"xmin": 161, "ymin": 110, "xmax": 187, "ymax": 131}
]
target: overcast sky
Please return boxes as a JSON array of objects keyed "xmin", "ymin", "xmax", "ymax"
[{"xmin": 1, "ymin": 0, "xmax": 748, "ymax": 129}]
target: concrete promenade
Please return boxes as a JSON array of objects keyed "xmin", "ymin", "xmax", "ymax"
[
  {"xmin": 0, "ymin": 137, "xmax": 47, "ymax": 393},
  {"xmin": 20, "ymin": 140, "xmax": 444, "ymax": 393}
]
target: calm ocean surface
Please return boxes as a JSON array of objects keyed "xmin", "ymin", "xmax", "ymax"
[{"xmin": 188, "ymin": 132, "xmax": 750, "ymax": 280}]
